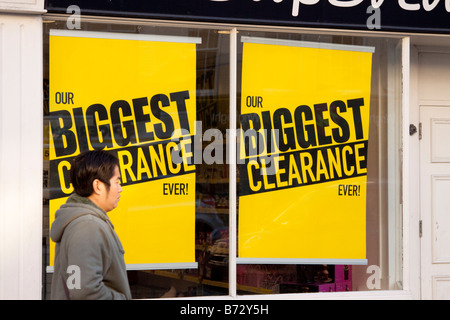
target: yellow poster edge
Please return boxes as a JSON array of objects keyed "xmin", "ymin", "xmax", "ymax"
[
  {"xmin": 241, "ymin": 36, "xmax": 375, "ymax": 53},
  {"xmin": 236, "ymin": 258, "xmax": 368, "ymax": 265},
  {"xmin": 50, "ymin": 29, "xmax": 202, "ymax": 44},
  {"xmin": 46, "ymin": 262, "xmax": 198, "ymax": 273}
]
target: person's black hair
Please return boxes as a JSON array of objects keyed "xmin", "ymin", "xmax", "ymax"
[{"xmin": 70, "ymin": 150, "xmax": 119, "ymax": 197}]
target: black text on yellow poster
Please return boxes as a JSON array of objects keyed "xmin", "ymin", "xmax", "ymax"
[
  {"xmin": 238, "ymin": 37, "xmax": 374, "ymax": 264},
  {"xmin": 48, "ymin": 30, "xmax": 200, "ymax": 269}
]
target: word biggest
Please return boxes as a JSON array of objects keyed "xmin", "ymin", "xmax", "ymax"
[
  {"xmin": 49, "ymin": 90, "xmax": 191, "ymax": 157},
  {"xmin": 240, "ymin": 98, "xmax": 366, "ymax": 157}
]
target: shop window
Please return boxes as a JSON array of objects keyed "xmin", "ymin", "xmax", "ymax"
[
  {"xmin": 42, "ymin": 17, "xmax": 402, "ymax": 299},
  {"xmin": 235, "ymin": 32, "xmax": 403, "ymax": 294},
  {"xmin": 43, "ymin": 20, "xmax": 231, "ymax": 299}
]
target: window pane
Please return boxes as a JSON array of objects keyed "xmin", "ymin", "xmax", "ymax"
[
  {"xmin": 42, "ymin": 20, "xmax": 231, "ymax": 299},
  {"xmin": 43, "ymin": 19, "xmax": 403, "ymax": 299},
  {"xmin": 236, "ymin": 31, "xmax": 403, "ymax": 294}
]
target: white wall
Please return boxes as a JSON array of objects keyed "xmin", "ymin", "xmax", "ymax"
[{"xmin": 0, "ymin": 1, "xmax": 44, "ymax": 299}]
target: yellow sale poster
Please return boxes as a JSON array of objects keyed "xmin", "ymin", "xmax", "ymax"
[
  {"xmin": 238, "ymin": 37, "xmax": 374, "ymax": 264},
  {"xmin": 48, "ymin": 30, "xmax": 200, "ymax": 269}
]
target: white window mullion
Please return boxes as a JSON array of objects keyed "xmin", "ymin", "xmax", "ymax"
[{"xmin": 228, "ymin": 27, "xmax": 238, "ymax": 298}]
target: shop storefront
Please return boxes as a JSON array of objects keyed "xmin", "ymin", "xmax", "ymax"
[{"xmin": 3, "ymin": 0, "xmax": 450, "ymax": 300}]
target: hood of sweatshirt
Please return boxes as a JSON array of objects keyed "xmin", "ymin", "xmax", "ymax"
[{"xmin": 50, "ymin": 193, "xmax": 112, "ymax": 243}]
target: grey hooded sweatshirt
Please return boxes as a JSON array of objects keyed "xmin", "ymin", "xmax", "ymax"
[{"xmin": 50, "ymin": 193, "xmax": 131, "ymax": 300}]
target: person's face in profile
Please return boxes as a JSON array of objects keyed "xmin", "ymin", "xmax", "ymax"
[{"xmin": 99, "ymin": 165, "xmax": 122, "ymax": 212}]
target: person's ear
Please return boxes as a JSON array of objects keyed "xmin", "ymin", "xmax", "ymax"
[{"xmin": 92, "ymin": 179, "xmax": 103, "ymax": 195}]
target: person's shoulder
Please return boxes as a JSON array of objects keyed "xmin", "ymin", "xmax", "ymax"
[
  {"xmin": 65, "ymin": 213, "xmax": 110, "ymax": 239},
  {"xmin": 73, "ymin": 213, "xmax": 109, "ymax": 228}
]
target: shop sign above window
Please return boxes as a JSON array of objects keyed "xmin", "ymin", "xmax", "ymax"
[{"xmin": 46, "ymin": 0, "xmax": 450, "ymax": 34}]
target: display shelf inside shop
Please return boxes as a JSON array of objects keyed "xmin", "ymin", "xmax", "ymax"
[
  {"xmin": 142, "ymin": 266, "xmax": 351, "ymax": 295},
  {"xmin": 196, "ymin": 207, "xmax": 228, "ymax": 214},
  {"xmin": 237, "ymin": 264, "xmax": 352, "ymax": 294},
  {"xmin": 148, "ymin": 270, "xmax": 274, "ymax": 294},
  {"xmin": 278, "ymin": 265, "xmax": 352, "ymax": 293}
]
